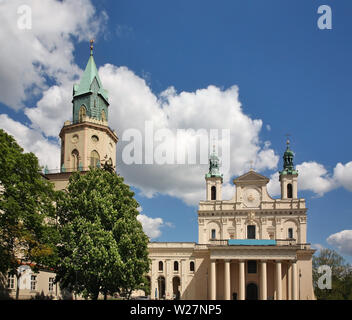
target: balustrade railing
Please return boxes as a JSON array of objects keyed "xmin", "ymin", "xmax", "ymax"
[{"xmin": 208, "ymin": 238, "xmax": 310, "ymax": 248}]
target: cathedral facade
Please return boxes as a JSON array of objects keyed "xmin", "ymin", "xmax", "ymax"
[
  {"xmin": 148, "ymin": 149, "xmax": 315, "ymax": 300},
  {"xmin": 4, "ymin": 46, "xmax": 315, "ymax": 300}
]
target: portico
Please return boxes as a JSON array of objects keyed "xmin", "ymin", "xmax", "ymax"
[{"xmin": 209, "ymin": 245, "xmax": 300, "ymax": 300}]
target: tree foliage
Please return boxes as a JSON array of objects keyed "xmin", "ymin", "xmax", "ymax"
[
  {"xmin": 56, "ymin": 168, "xmax": 150, "ymax": 299},
  {"xmin": 313, "ymin": 248, "xmax": 352, "ymax": 300},
  {"xmin": 0, "ymin": 129, "xmax": 58, "ymax": 298}
]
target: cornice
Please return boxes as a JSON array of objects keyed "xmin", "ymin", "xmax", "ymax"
[{"xmin": 59, "ymin": 121, "xmax": 118, "ymax": 143}]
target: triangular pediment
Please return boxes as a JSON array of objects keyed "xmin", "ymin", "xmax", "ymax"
[{"xmin": 233, "ymin": 170, "xmax": 269, "ymax": 185}]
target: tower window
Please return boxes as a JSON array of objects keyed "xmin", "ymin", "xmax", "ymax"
[
  {"xmin": 190, "ymin": 261, "xmax": 195, "ymax": 272},
  {"xmin": 79, "ymin": 106, "xmax": 86, "ymax": 122},
  {"xmin": 159, "ymin": 261, "xmax": 163, "ymax": 272},
  {"xmin": 101, "ymin": 109, "xmax": 107, "ymax": 122},
  {"xmin": 174, "ymin": 261, "xmax": 179, "ymax": 272},
  {"xmin": 288, "ymin": 228, "xmax": 293, "ymax": 239},
  {"xmin": 211, "ymin": 229, "xmax": 216, "ymax": 239},
  {"xmin": 71, "ymin": 149, "xmax": 79, "ymax": 171},
  {"xmin": 211, "ymin": 186, "xmax": 216, "ymax": 200},
  {"xmin": 247, "ymin": 225, "xmax": 256, "ymax": 239},
  {"xmin": 90, "ymin": 150, "xmax": 100, "ymax": 168},
  {"xmin": 287, "ymin": 183, "xmax": 293, "ymax": 198}
]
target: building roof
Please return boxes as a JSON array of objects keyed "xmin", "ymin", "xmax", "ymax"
[{"xmin": 73, "ymin": 51, "xmax": 109, "ymax": 102}]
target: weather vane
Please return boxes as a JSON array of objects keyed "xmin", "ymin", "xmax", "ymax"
[
  {"xmin": 90, "ymin": 39, "xmax": 94, "ymax": 55},
  {"xmin": 285, "ymin": 133, "xmax": 291, "ymax": 145}
]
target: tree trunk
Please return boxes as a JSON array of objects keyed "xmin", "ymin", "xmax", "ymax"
[{"xmin": 92, "ymin": 290, "xmax": 99, "ymax": 300}]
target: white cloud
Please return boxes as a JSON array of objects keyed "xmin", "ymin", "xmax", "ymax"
[
  {"xmin": 137, "ymin": 214, "xmax": 166, "ymax": 240},
  {"xmin": 24, "ymin": 82, "xmax": 73, "ymax": 138},
  {"xmin": 0, "ymin": 0, "xmax": 107, "ymax": 110},
  {"xmin": 0, "ymin": 61, "xmax": 282, "ymax": 206},
  {"xmin": 0, "ymin": 114, "xmax": 60, "ymax": 170},
  {"xmin": 267, "ymin": 172, "xmax": 281, "ymax": 197},
  {"xmin": 333, "ymin": 162, "xmax": 352, "ymax": 192},
  {"xmin": 296, "ymin": 161, "xmax": 336, "ymax": 196},
  {"xmin": 327, "ymin": 230, "xmax": 352, "ymax": 256},
  {"xmin": 265, "ymin": 160, "xmax": 352, "ymax": 199},
  {"xmin": 98, "ymin": 64, "xmax": 279, "ymax": 205}
]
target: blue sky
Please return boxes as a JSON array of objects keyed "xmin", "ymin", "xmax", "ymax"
[{"xmin": 0, "ymin": 0, "xmax": 351, "ymax": 263}]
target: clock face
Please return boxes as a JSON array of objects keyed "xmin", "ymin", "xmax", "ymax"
[{"xmin": 243, "ymin": 188, "xmax": 261, "ymax": 208}]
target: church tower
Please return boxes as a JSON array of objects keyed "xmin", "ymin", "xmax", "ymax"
[
  {"xmin": 205, "ymin": 146, "xmax": 223, "ymax": 201},
  {"xmin": 59, "ymin": 41, "xmax": 118, "ymax": 173},
  {"xmin": 279, "ymin": 139, "xmax": 298, "ymax": 199}
]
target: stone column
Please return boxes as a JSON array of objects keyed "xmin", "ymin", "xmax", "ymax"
[
  {"xmin": 210, "ymin": 260, "xmax": 216, "ymax": 300},
  {"xmin": 276, "ymin": 261, "xmax": 282, "ymax": 300},
  {"xmin": 292, "ymin": 260, "xmax": 298, "ymax": 300},
  {"xmin": 224, "ymin": 260, "xmax": 231, "ymax": 300},
  {"xmin": 260, "ymin": 260, "xmax": 267, "ymax": 300},
  {"xmin": 287, "ymin": 262, "xmax": 292, "ymax": 300},
  {"xmin": 165, "ymin": 259, "xmax": 172, "ymax": 300},
  {"xmin": 238, "ymin": 260, "xmax": 245, "ymax": 300},
  {"xmin": 150, "ymin": 260, "xmax": 157, "ymax": 300},
  {"xmin": 180, "ymin": 259, "xmax": 187, "ymax": 298}
]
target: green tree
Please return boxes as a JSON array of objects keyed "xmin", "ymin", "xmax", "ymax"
[
  {"xmin": 0, "ymin": 129, "xmax": 58, "ymax": 299},
  {"xmin": 56, "ymin": 168, "xmax": 150, "ymax": 300},
  {"xmin": 313, "ymin": 248, "xmax": 352, "ymax": 300}
]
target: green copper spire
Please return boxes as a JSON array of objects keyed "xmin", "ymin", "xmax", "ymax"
[
  {"xmin": 72, "ymin": 40, "xmax": 109, "ymax": 123},
  {"xmin": 73, "ymin": 40, "xmax": 108, "ymax": 102},
  {"xmin": 205, "ymin": 145, "xmax": 223, "ymax": 180},
  {"xmin": 279, "ymin": 139, "xmax": 298, "ymax": 176}
]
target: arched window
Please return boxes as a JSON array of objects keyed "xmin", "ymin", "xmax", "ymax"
[
  {"xmin": 101, "ymin": 109, "xmax": 107, "ymax": 122},
  {"xmin": 247, "ymin": 225, "xmax": 256, "ymax": 239},
  {"xmin": 211, "ymin": 229, "xmax": 216, "ymax": 240},
  {"xmin": 190, "ymin": 261, "xmax": 195, "ymax": 272},
  {"xmin": 287, "ymin": 183, "xmax": 293, "ymax": 198},
  {"xmin": 211, "ymin": 186, "xmax": 216, "ymax": 200},
  {"xmin": 79, "ymin": 106, "xmax": 86, "ymax": 122},
  {"xmin": 288, "ymin": 228, "xmax": 293, "ymax": 239},
  {"xmin": 71, "ymin": 149, "xmax": 79, "ymax": 171},
  {"xmin": 90, "ymin": 150, "xmax": 100, "ymax": 168},
  {"xmin": 174, "ymin": 261, "xmax": 179, "ymax": 272},
  {"xmin": 157, "ymin": 276, "xmax": 166, "ymax": 299},
  {"xmin": 172, "ymin": 277, "xmax": 181, "ymax": 300},
  {"xmin": 158, "ymin": 261, "xmax": 163, "ymax": 272}
]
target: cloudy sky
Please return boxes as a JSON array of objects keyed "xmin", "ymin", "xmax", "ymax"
[{"xmin": 0, "ymin": 0, "xmax": 351, "ymax": 262}]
